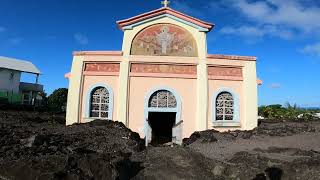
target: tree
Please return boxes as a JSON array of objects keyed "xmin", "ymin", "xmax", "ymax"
[
  {"xmin": 258, "ymin": 103, "xmax": 319, "ymax": 121},
  {"xmin": 47, "ymin": 88, "xmax": 68, "ymax": 112},
  {"xmin": 285, "ymin": 102, "xmax": 298, "ymax": 110}
]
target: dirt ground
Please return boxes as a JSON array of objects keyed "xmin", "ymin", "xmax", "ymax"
[
  {"xmin": 188, "ymin": 122, "xmax": 320, "ymax": 161},
  {"xmin": 0, "ymin": 110, "xmax": 320, "ymax": 180}
]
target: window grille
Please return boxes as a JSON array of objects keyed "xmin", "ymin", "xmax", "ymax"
[
  {"xmin": 90, "ymin": 87, "xmax": 110, "ymax": 119},
  {"xmin": 148, "ymin": 90, "xmax": 177, "ymax": 108},
  {"xmin": 216, "ymin": 92, "xmax": 234, "ymax": 121}
]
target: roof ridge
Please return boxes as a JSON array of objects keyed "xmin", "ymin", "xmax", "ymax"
[
  {"xmin": 117, "ymin": 7, "xmax": 214, "ymax": 31},
  {"xmin": 0, "ymin": 56, "xmax": 33, "ymax": 64},
  {"xmin": 0, "ymin": 56, "xmax": 41, "ymax": 74}
]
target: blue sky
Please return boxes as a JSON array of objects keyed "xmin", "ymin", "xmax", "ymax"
[{"xmin": 0, "ymin": 0, "xmax": 319, "ymax": 107}]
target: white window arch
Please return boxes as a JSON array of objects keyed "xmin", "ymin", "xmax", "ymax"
[
  {"xmin": 86, "ymin": 84, "xmax": 113, "ymax": 120},
  {"xmin": 212, "ymin": 88, "xmax": 240, "ymax": 126},
  {"xmin": 148, "ymin": 90, "xmax": 177, "ymax": 108}
]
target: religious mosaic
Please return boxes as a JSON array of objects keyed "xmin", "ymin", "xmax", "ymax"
[
  {"xmin": 85, "ymin": 63, "xmax": 120, "ymax": 72},
  {"xmin": 208, "ymin": 67, "xmax": 242, "ymax": 77},
  {"xmin": 148, "ymin": 90, "xmax": 177, "ymax": 108},
  {"xmin": 131, "ymin": 64, "xmax": 196, "ymax": 75},
  {"xmin": 216, "ymin": 92, "xmax": 234, "ymax": 121},
  {"xmin": 131, "ymin": 24, "xmax": 198, "ymax": 57}
]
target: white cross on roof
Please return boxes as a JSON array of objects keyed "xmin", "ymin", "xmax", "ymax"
[{"xmin": 161, "ymin": 0, "xmax": 170, "ymax": 8}]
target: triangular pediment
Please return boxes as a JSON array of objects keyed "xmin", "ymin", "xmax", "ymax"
[{"xmin": 117, "ymin": 7, "xmax": 214, "ymax": 32}]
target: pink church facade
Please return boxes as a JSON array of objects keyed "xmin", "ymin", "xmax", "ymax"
[{"xmin": 66, "ymin": 6, "xmax": 260, "ymax": 145}]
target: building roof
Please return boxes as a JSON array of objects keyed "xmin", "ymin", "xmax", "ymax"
[
  {"xmin": 0, "ymin": 56, "xmax": 41, "ymax": 74},
  {"xmin": 117, "ymin": 7, "xmax": 214, "ymax": 31}
]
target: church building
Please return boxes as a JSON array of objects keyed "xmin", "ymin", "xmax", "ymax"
[{"xmin": 66, "ymin": 1, "xmax": 260, "ymax": 145}]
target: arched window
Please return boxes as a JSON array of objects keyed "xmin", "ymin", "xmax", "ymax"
[
  {"xmin": 148, "ymin": 90, "xmax": 177, "ymax": 108},
  {"xmin": 90, "ymin": 87, "xmax": 110, "ymax": 119},
  {"xmin": 216, "ymin": 92, "xmax": 234, "ymax": 121}
]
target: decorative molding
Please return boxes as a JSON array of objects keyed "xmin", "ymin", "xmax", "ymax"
[
  {"xmin": 130, "ymin": 72, "xmax": 197, "ymax": 79},
  {"xmin": 207, "ymin": 54, "xmax": 256, "ymax": 61},
  {"xmin": 131, "ymin": 63, "xmax": 197, "ymax": 75},
  {"xmin": 212, "ymin": 122, "xmax": 241, "ymax": 127},
  {"xmin": 83, "ymin": 71, "xmax": 119, "ymax": 76},
  {"xmin": 122, "ymin": 14, "xmax": 209, "ymax": 32},
  {"xmin": 208, "ymin": 76, "xmax": 243, "ymax": 81},
  {"xmin": 208, "ymin": 66, "xmax": 243, "ymax": 77},
  {"xmin": 117, "ymin": 7, "xmax": 214, "ymax": 31},
  {"xmin": 64, "ymin": 72, "xmax": 71, "ymax": 79},
  {"xmin": 84, "ymin": 63, "xmax": 120, "ymax": 72},
  {"xmin": 73, "ymin": 51, "xmax": 123, "ymax": 56}
]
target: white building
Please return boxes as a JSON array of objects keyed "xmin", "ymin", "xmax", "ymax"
[{"xmin": 0, "ymin": 56, "xmax": 43, "ymax": 105}]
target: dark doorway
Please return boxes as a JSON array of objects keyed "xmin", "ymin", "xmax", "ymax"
[{"xmin": 148, "ymin": 112, "xmax": 176, "ymax": 145}]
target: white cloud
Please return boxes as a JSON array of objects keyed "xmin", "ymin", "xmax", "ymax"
[
  {"xmin": 217, "ymin": 0, "xmax": 320, "ymax": 44},
  {"xmin": 231, "ymin": 0, "xmax": 320, "ymax": 33},
  {"xmin": 173, "ymin": 0, "xmax": 320, "ymax": 38},
  {"xmin": 221, "ymin": 26, "xmax": 264, "ymax": 38},
  {"xmin": 220, "ymin": 25, "xmax": 293, "ymax": 40},
  {"xmin": 168, "ymin": 0, "xmax": 320, "ymax": 54},
  {"xmin": 74, "ymin": 33, "xmax": 88, "ymax": 45},
  {"xmin": 270, "ymin": 83, "xmax": 281, "ymax": 89},
  {"xmin": 301, "ymin": 43, "xmax": 320, "ymax": 57}
]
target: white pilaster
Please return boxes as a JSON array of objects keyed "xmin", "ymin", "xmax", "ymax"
[
  {"xmin": 66, "ymin": 56, "xmax": 84, "ymax": 125},
  {"xmin": 242, "ymin": 61, "xmax": 258, "ymax": 129},
  {"xmin": 196, "ymin": 60, "xmax": 208, "ymax": 131},
  {"xmin": 116, "ymin": 59, "xmax": 130, "ymax": 125}
]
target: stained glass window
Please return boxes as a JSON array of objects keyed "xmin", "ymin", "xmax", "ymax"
[
  {"xmin": 90, "ymin": 87, "xmax": 110, "ymax": 119},
  {"xmin": 148, "ymin": 90, "xmax": 177, "ymax": 108},
  {"xmin": 216, "ymin": 92, "xmax": 234, "ymax": 121}
]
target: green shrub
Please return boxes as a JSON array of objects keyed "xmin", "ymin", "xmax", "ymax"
[
  {"xmin": 47, "ymin": 88, "xmax": 68, "ymax": 112},
  {"xmin": 259, "ymin": 103, "xmax": 319, "ymax": 121},
  {"xmin": 299, "ymin": 113, "xmax": 316, "ymax": 121}
]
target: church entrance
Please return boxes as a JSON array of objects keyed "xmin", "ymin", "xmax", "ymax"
[
  {"xmin": 145, "ymin": 88, "xmax": 182, "ymax": 146},
  {"xmin": 148, "ymin": 112, "xmax": 176, "ymax": 145}
]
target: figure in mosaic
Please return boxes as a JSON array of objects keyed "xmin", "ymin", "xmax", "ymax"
[{"xmin": 156, "ymin": 26, "xmax": 175, "ymax": 54}]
